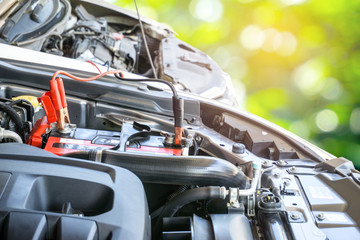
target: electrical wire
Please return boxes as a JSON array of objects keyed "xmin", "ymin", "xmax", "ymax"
[
  {"xmin": 114, "ymin": 72, "xmax": 183, "ymax": 146},
  {"xmin": 51, "ymin": 70, "xmax": 124, "ymax": 82},
  {"xmin": 114, "ymin": 71, "xmax": 183, "ymax": 145},
  {"xmin": 86, "ymin": 61, "xmax": 102, "ymax": 74},
  {"xmin": 103, "ymin": 61, "xmax": 110, "ymax": 71},
  {"xmin": 133, "ymin": 0, "xmax": 158, "ymax": 79},
  {"xmin": 114, "ymin": 73, "xmax": 177, "ymax": 97},
  {"xmin": 63, "ymin": 24, "xmax": 101, "ymax": 34},
  {"xmin": 50, "ymin": 69, "xmax": 177, "ymax": 97},
  {"xmin": 50, "ymin": 67, "xmax": 177, "ymax": 97}
]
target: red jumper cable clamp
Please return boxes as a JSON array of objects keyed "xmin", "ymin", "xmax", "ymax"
[{"xmin": 39, "ymin": 77, "xmax": 71, "ymax": 130}]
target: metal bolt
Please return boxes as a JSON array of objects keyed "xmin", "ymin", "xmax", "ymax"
[
  {"xmin": 283, "ymin": 179, "xmax": 291, "ymax": 186},
  {"xmin": 163, "ymin": 135, "xmax": 174, "ymax": 145},
  {"xmin": 190, "ymin": 117, "xmax": 200, "ymax": 125},
  {"xmin": 278, "ymin": 160, "xmax": 287, "ymax": 166},
  {"xmin": 262, "ymin": 160, "xmax": 273, "ymax": 168},
  {"xmin": 184, "ymin": 138, "xmax": 192, "ymax": 148},
  {"xmin": 290, "ymin": 213, "xmax": 300, "ymax": 220},
  {"xmin": 290, "ymin": 166, "xmax": 297, "ymax": 172},
  {"xmin": 232, "ymin": 143, "xmax": 246, "ymax": 154},
  {"xmin": 316, "ymin": 213, "xmax": 325, "ymax": 221},
  {"xmin": 195, "ymin": 136, "xmax": 202, "ymax": 142}
]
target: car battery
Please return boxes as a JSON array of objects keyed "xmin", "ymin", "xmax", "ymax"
[
  {"xmin": 42, "ymin": 126, "xmax": 182, "ymax": 156},
  {"xmin": 44, "ymin": 127, "xmax": 120, "ymax": 155}
]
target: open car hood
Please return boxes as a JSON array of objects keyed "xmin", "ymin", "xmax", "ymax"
[{"xmin": 0, "ymin": 1, "xmax": 359, "ymax": 240}]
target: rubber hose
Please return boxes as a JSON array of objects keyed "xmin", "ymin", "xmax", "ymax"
[
  {"xmin": 154, "ymin": 186, "xmax": 225, "ymax": 239},
  {"xmin": 259, "ymin": 212, "xmax": 290, "ymax": 240},
  {"xmin": 63, "ymin": 150, "xmax": 249, "ymax": 188},
  {"xmin": 161, "ymin": 186, "xmax": 224, "ymax": 218},
  {"xmin": 0, "ymin": 128, "xmax": 23, "ymax": 143},
  {"xmin": 0, "ymin": 102, "xmax": 24, "ymax": 136}
]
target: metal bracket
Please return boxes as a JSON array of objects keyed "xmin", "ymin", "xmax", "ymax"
[{"xmin": 247, "ymin": 194, "xmax": 255, "ymax": 216}]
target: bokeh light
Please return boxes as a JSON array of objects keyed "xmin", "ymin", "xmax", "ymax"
[
  {"xmin": 320, "ymin": 78, "xmax": 343, "ymax": 101},
  {"xmin": 315, "ymin": 109, "xmax": 339, "ymax": 132},
  {"xmin": 276, "ymin": 32, "xmax": 297, "ymax": 57},
  {"xmin": 261, "ymin": 28, "xmax": 282, "ymax": 52},
  {"xmin": 239, "ymin": 26, "xmax": 297, "ymax": 56},
  {"xmin": 292, "ymin": 59, "xmax": 325, "ymax": 96},
  {"xmin": 350, "ymin": 108, "xmax": 360, "ymax": 134},
  {"xmin": 190, "ymin": 0, "xmax": 223, "ymax": 23},
  {"xmin": 239, "ymin": 25, "xmax": 265, "ymax": 50},
  {"xmin": 277, "ymin": 0, "xmax": 308, "ymax": 7}
]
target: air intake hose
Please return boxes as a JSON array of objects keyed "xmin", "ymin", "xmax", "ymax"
[
  {"xmin": 154, "ymin": 186, "xmax": 227, "ymax": 239},
  {"xmin": 64, "ymin": 150, "xmax": 248, "ymax": 188}
]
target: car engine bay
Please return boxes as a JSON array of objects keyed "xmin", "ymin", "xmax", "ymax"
[
  {"xmin": 0, "ymin": 63, "xmax": 359, "ymax": 239},
  {"xmin": 0, "ymin": 0, "xmax": 360, "ymax": 240}
]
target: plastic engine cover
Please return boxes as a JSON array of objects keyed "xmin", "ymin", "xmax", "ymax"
[{"xmin": 0, "ymin": 143, "xmax": 150, "ymax": 240}]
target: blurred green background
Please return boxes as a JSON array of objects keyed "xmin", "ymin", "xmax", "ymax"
[{"xmin": 113, "ymin": 0, "xmax": 360, "ymax": 168}]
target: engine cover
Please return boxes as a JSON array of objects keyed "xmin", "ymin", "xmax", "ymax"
[{"xmin": 0, "ymin": 143, "xmax": 150, "ymax": 240}]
